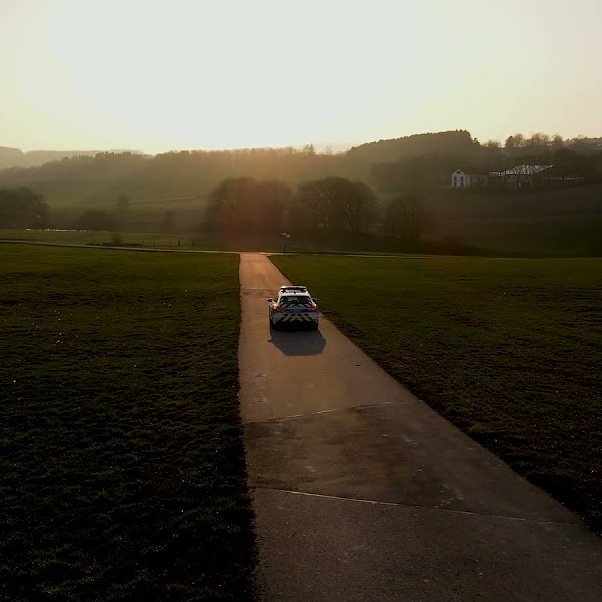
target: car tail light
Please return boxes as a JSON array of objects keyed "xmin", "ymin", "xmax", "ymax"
[
  {"xmin": 275, "ymin": 307, "xmax": 285, "ymax": 313},
  {"xmin": 307, "ymin": 306, "xmax": 317, "ymax": 312}
]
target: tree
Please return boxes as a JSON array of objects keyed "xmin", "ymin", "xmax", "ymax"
[
  {"xmin": 551, "ymin": 134, "xmax": 564, "ymax": 150},
  {"xmin": 205, "ymin": 177, "xmax": 292, "ymax": 236},
  {"xmin": 527, "ymin": 132, "xmax": 550, "ymax": 149},
  {"xmin": 383, "ymin": 195, "xmax": 428, "ymax": 247},
  {"xmin": 505, "ymin": 133, "xmax": 525, "ymax": 151},
  {"xmin": 254, "ymin": 180, "xmax": 291, "ymax": 234},
  {"xmin": 113, "ymin": 194, "xmax": 131, "ymax": 230},
  {"xmin": 295, "ymin": 177, "xmax": 376, "ymax": 234},
  {"xmin": 553, "ymin": 147, "xmax": 599, "ymax": 179},
  {"xmin": 341, "ymin": 180, "xmax": 376, "ymax": 233},
  {"xmin": 0, "ymin": 187, "xmax": 48, "ymax": 228}
]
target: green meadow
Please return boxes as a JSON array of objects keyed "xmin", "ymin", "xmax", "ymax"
[
  {"xmin": 271, "ymin": 254, "xmax": 602, "ymax": 532},
  {"xmin": 0, "ymin": 245, "xmax": 254, "ymax": 601}
]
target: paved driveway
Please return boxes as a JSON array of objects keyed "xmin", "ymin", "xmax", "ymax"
[{"xmin": 239, "ymin": 253, "xmax": 601, "ymax": 601}]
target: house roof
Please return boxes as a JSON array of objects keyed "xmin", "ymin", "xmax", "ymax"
[
  {"xmin": 496, "ymin": 164, "xmax": 553, "ymax": 176},
  {"xmin": 452, "ymin": 168, "xmax": 483, "ymax": 175}
]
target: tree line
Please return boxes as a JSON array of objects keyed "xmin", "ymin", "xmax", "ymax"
[
  {"xmin": 0, "ymin": 189, "xmax": 134, "ymax": 233},
  {"xmin": 2, "ymin": 129, "xmax": 600, "ymax": 254},
  {"xmin": 363, "ymin": 132, "xmax": 602, "ymax": 195},
  {"xmin": 0, "ymin": 176, "xmax": 428, "ymax": 249},
  {"xmin": 1, "ymin": 130, "xmax": 600, "ymax": 206},
  {"xmin": 0, "ymin": 187, "xmax": 48, "ymax": 229},
  {"xmin": 204, "ymin": 176, "xmax": 426, "ymax": 247}
]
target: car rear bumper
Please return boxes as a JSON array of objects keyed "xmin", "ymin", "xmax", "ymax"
[{"xmin": 271, "ymin": 312, "xmax": 319, "ymax": 328}]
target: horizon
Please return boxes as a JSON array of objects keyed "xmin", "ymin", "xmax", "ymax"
[
  {"xmin": 1, "ymin": 0, "xmax": 601, "ymax": 154},
  {"xmin": 5, "ymin": 130, "xmax": 602, "ymax": 158},
  {"xmin": 2, "ymin": 141, "xmax": 357, "ymax": 155}
]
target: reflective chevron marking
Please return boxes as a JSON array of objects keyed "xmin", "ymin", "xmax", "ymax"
[{"xmin": 279, "ymin": 313, "xmax": 315, "ymax": 322}]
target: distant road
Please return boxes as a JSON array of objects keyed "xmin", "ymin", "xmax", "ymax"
[
  {"xmin": 0, "ymin": 239, "xmax": 237, "ymax": 254},
  {"xmin": 0, "ymin": 239, "xmax": 439, "ymax": 259},
  {"xmin": 239, "ymin": 252, "xmax": 602, "ymax": 602}
]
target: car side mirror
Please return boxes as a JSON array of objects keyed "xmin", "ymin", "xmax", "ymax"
[
  {"xmin": 267, "ymin": 298, "xmax": 273, "ymax": 302},
  {"xmin": 313, "ymin": 298, "xmax": 318, "ymax": 303}
]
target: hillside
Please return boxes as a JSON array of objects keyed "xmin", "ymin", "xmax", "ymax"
[
  {"xmin": 347, "ymin": 129, "xmax": 479, "ymax": 163},
  {"xmin": 0, "ymin": 148, "xmax": 348, "ymax": 213},
  {"xmin": 1, "ymin": 131, "xmax": 601, "ymax": 255},
  {"xmin": 0, "ymin": 146, "xmax": 138, "ymax": 170},
  {"xmin": 424, "ymin": 184, "xmax": 602, "ymax": 256}
]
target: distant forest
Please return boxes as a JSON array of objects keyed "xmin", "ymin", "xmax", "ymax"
[{"xmin": 1, "ymin": 130, "xmax": 601, "ymax": 255}]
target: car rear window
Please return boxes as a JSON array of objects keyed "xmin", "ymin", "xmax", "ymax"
[{"xmin": 280, "ymin": 295, "xmax": 311, "ymax": 305}]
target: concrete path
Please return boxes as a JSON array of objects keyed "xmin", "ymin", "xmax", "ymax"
[{"xmin": 239, "ymin": 253, "xmax": 601, "ymax": 601}]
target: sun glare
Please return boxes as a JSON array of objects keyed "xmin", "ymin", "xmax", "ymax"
[
  {"xmin": 42, "ymin": 0, "xmax": 509, "ymax": 149},
  {"xmin": 1, "ymin": 0, "xmax": 600, "ymax": 151}
]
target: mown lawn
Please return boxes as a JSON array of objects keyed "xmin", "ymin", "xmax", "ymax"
[
  {"xmin": 271, "ymin": 254, "xmax": 602, "ymax": 533},
  {"xmin": 0, "ymin": 244, "xmax": 255, "ymax": 601}
]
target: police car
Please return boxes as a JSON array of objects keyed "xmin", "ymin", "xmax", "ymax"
[{"xmin": 267, "ymin": 285, "xmax": 319, "ymax": 330}]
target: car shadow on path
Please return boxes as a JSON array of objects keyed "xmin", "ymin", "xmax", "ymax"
[{"xmin": 268, "ymin": 328, "xmax": 327, "ymax": 356}]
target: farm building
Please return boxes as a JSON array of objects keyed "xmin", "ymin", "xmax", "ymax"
[
  {"xmin": 451, "ymin": 164, "xmax": 581, "ymax": 190},
  {"xmin": 489, "ymin": 164, "xmax": 554, "ymax": 188}
]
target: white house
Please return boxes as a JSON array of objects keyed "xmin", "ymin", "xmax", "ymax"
[{"xmin": 451, "ymin": 169, "xmax": 487, "ymax": 188}]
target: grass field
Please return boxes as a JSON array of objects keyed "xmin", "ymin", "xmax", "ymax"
[
  {"xmin": 0, "ymin": 228, "xmax": 342, "ymax": 254},
  {"xmin": 0, "ymin": 245, "xmax": 255, "ymax": 600},
  {"xmin": 271, "ymin": 254, "xmax": 602, "ymax": 532},
  {"xmin": 424, "ymin": 184, "xmax": 602, "ymax": 257}
]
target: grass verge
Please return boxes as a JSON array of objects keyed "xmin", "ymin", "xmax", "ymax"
[
  {"xmin": 271, "ymin": 254, "xmax": 602, "ymax": 533},
  {"xmin": 0, "ymin": 244, "xmax": 255, "ymax": 601}
]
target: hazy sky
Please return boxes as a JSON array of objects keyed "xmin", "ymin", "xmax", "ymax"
[{"xmin": 1, "ymin": 0, "xmax": 601, "ymax": 152}]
